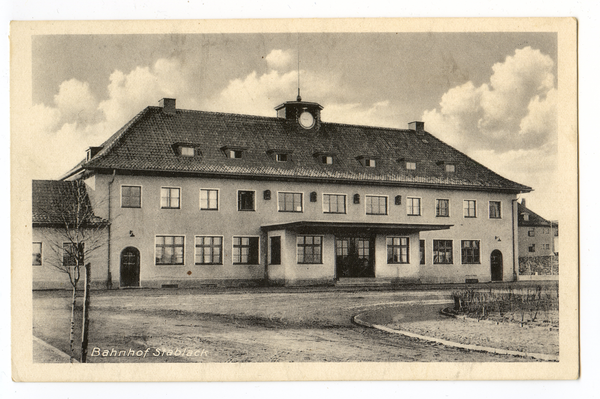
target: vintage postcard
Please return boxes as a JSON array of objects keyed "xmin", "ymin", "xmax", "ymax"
[{"xmin": 11, "ymin": 18, "xmax": 578, "ymax": 381}]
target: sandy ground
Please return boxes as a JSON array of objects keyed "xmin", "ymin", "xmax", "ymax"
[{"xmin": 32, "ymin": 287, "xmax": 548, "ymax": 363}]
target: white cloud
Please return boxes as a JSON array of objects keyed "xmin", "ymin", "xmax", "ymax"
[
  {"xmin": 265, "ymin": 49, "xmax": 294, "ymax": 71},
  {"xmin": 422, "ymin": 46, "xmax": 556, "ymax": 153},
  {"xmin": 53, "ymin": 79, "xmax": 101, "ymax": 126}
]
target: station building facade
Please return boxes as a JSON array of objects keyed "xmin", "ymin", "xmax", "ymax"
[{"xmin": 33, "ymin": 97, "xmax": 532, "ymax": 289}]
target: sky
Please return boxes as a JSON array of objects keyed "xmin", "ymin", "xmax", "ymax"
[{"xmin": 29, "ymin": 32, "xmax": 558, "ymax": 219}]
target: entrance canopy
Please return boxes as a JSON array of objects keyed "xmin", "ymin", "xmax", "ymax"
[{"xmin": 261, "ymin": 221, "xmax": 452, "ymax": 235}]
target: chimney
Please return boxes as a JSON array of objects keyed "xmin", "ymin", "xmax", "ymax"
[
  {"xmin": 408, "ymin": 121, "xmax": 424, "ymax": 134},
  {"xmin": 159, "ymin": 98, "xmax": 176, "ymax": 115},
  {"xmin": 521, "ymin": 198, "xmax": 526, "ymax": 208}
]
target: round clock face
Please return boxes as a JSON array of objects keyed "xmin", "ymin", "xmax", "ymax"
[{"xmin": 299, "ymin": 111, "xmax": 315, "ymax": 129}]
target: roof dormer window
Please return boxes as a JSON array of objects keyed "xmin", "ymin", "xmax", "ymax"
[
  {"xmin": 221, "ymin": 146, "xmax": 247, "ymax": 159},
  {"xmin": 314, "ymin": 152, "xmax": 335, "ymax": 165},
  {"xmin": 445, "ymin": 164, "xmax": 456, "ymax": 173},
  {"xmin": 172, "ymin": 143, "xmax": 200, "ymax": 157},
  {"xmin": 357, "ymin": 156, "xmax": 378, "ymax": 168},
  {"xmin": 267, "ymin": 149, "xmax": 293, "ymax": 162},
  {"xmin": 180, "ymin": 147, "xmax": 195, "ymax": 157},
  {"xmin": 406, "ymin": 161, "xmax": 417, "ymax": 170}
]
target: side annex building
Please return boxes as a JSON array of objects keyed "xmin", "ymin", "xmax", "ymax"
[{"xmin": 32, "ymin": 97, "xmax": 532, "ymax": 289}]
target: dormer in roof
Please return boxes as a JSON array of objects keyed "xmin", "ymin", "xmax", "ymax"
[{"xmin": 275, "ymin": 93, "xmax": 323, "ymax": 132}]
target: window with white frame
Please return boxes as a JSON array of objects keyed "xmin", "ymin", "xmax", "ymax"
[
  {"xmin": 32, "ymin": 242, "xmax": 42, "ymax": 266},
  {"xmin": 387, "ymin": 237, "xmax": 409, "ymax": 264},
  {"xmin": 155, "ymin": 236, "xmax": 184, "ymax": 265},
  {"xmin": 323, "ymin": 194, "xmax": 346, "ymax": 214},
  {"xmin": 366, "ymin": 195, "xmax": 387, "ymax": 215},
  {"xmin": 297, "ymin": 236, "xmax": 323, "ymax": 264},
  {"xmin": 161, "ymin": 187, "xmax": 180, "ymax": 209},
  {"xmin": 194, "ymin": 236, "xmax": 222, "ymax": 265},
  {"xmin": 200, "ymin": 189, "xmax": 219, "ymax": 210},
  {"xmin": 433, "ymin": 240, "xmax": 453, "ymax": 264},
  {"xmin": 463, "ymin": 200, "xmax": 476, "ymax": 218},
  {"xmin": 238, "ymin": 191, "xmax": 255, "ymax": 211},
  {"xmin": 122, "ymin": 185, "xmax": 141, "ymax": 208},
  {"xmin": 278, "ymin": 192, "xmax": 303, "ymax": 212},
  {"xmin": 233, "ymin": 237, "xmax": 259, "ymax": 264},
  {"xmin": 407, "ymin": 197, "xmax": 421, "ymax": 216},
  {"xmin": 436, "ymin": 199, "xmax": 449, "ymax": 217},
  {"xmin": 461, "ymin": 240, "xmax": 480, "ymax": 264},
  {"xmin": 489, "ymin": 201, "xmax": 501, "ymax": 219}
]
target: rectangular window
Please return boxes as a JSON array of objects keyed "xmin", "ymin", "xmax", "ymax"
[
  {"xmin": 436, "ymin": 199, "xmax": 449, "ymax": 217},
  {"xmin": 463, "ymin": 200, "xmax": 477, "ymax": 218},
  {"xmin": 419, "ymin": 240, "xmax": 425, "ymax": 265},
  {"xmin": 407, "ymin": 197, "xmax": 421, "ymax": 216},
  {"xmin": 528, "ymin": 228, "xmax": 535, "ymax": 237},
  {"xmin": 445, "ymin": 164, "xmax": 455, "ymax": 172},
  {"xmin": 365, "ymin": 159, "xmax": 376, "ymax": 167},
  {"xmin": 297, "ymin": 236, "xmax": 323, "ymax": 264},
  {"xmin": 275, "ymin": 153, "xmax": 288, "ymax": 162},
  {"xmin": 406, "ymin": 161, "xmax": 417, "ymax": 170},
  {"xmin": 461, "ymin": 240, "xmax": 481, "ymax": 264},
  {"xmin": 122, "ymin": 185, "xmax": 142, "ymax": 208},
  {"xmin": 229, "ymin": 150, "xmax": 243, "ymax": 159},
  {"xmin": 270, "ymin": 236, "xmax": 281, "ymax": 265},
  {"xmin": 155, "ymin": 236, "xmax": 184, "ymax": 265},
  {"xmin": 387, "ymin": 237, "xmax": 409, "ymax": 264},
  {"xmin": 194, "ymin": 236, "xmax": 222, "ymax": 265},
  {"xmin": 529, "ymin": 244, "xmax": 536, "ymax": 253},
  {"xmin": 542, "ymin": 244, "xmax": 551, "ymax": 250},
  {"xmin": 62, "ymin": 242, "xmax": 82, "ymax": 266},
  {"xmin": 433, "ymin": 240, "xmax": 453, "ymax": 264},
  {"xmin": 233, "ymin": 237, "xmax": 259, "ymax": 264},
  {"xmin": 238, "ymin": 190, "xmax": 255, "ymax": 211},
  {"xmin": 322, "ymin": 156, "xmax": 333, "ymax": 165},
  {"xmin": 180, "ymin": 147, "xmax": 195, "ymax": 157},
  {"xmin": 278, "ymin": 192, "xmax": 303, "ymax": 212},
  {"xmin": 161, "ymin": 187, "xmax": 180, "ymax": 209},
  {"xmin": 489, "ymin": 201, "xmax": 502, "ymax": 219},
  {"xmin": 323, "ymin": 194, "xmax": 346, "ymax": 214},
  {"xmin": 200, "ymin": 189, "xmax": 219, "ymax": 210},
  {"xmin": 366, "ymin": 195, "xmax": 387, "ymax": 215},
  {"xmin": 32, "ymin": 242, "xmax": 42, "ymax": 266}
]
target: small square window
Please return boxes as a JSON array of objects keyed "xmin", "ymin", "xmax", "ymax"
[
  {"xmin": 122, "ymin": 186, "xmax": 142, "ymax": 208},
  {"xmin": 238, "ymin": 191, "xmax": 255, "ymax": 211},
  {"xmin": 161, "ymin": 187, "xmax": 180, "ymax": 209},
  {"xmin": 445, "ymin": 164, "xmax": 456, "ymax": 173},
  {"xmin": 406, "ymin": 161, "xmax": 417, "ymax": 170},
  {"xmin": 275, "ymin": 153, "xmax": 288, "ymax": 162},
  {"xmin": 407, "ymin": 197, "xmax": 421, "ymax": 216},
  {"xmin": 489, "ymin": 201, "xmax": 502, "ymax": 219},
  {"xmin": 229, "ymin": 150, "xmax": 243, "ymax": 159},
  {"xmin": 322, "ymin": 156, "xmax": 333, "ymax": 165},
  {"xmin": 200, "ymin": 189, "xmax": 218, "ymax": 210},
  {"xmin": 365, "ymin": 159, "xmax": 376, "ymax": 167},
  {"xmin": 529, "ymin": 244, "xmax": 536, "ymax": 253},
  {"xmin": 180, "ymin": 147, "xmax": 195, "ymax": 157}
]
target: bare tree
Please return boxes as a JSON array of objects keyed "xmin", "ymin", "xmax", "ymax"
[{"xmin": 35, "ymin": 180, "xmax": 108, "ymax": 362}]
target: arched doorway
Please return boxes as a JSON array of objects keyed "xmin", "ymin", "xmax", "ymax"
[
  {"xmin": 120, "ymin": 247, "xmax": 140, "ymax": 287},
  {"xmin": 490, "ymin": 250, "xmax": 503, "ymax": 282}
]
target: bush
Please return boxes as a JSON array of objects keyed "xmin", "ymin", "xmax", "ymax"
[{"xmin": 451, "ymin": 285, "xmax": 558, "ymax": 324}]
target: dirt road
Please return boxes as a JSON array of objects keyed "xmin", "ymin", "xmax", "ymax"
[{"xmin": 33, "ymin": 288, "xmax": 536, "ymax": 363}]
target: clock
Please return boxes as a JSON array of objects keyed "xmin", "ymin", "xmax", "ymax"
[{"xmin": 299, "ymin": 111, "xmax": 315, "ymax": 129}]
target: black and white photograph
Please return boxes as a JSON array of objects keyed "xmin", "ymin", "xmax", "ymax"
[{"xmin": 11, "ymin": 18, "xmax": 578, "ymax": 382}]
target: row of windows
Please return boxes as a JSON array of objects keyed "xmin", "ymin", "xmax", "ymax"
[
  {"xmin": 32, "ymin": 238, "xmax": 483, "ymax": 267},
  {"xmin": 32, "ymin": 242, "xmax": 82, "ymax": 267},
  {"xmin": 179, "ymin": 144, "xmax": 458, "ymax": 173},
  {"xmin": 527, "ymin": 227, "xmax": 553, "ymax": 237},
  {"xmin": 528, "ymin": 243, "xmax": 552, "ymax": 252},
  {"xmin": 121, "ymin": 186, "xmax": 503, "ymax": 219}
]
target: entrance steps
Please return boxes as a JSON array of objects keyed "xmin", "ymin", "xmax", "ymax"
[{"xmin": 336, "ymin": 278, "xmax": 394, "ymax": 287}]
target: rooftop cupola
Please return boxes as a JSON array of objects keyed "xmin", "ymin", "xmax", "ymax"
[{"xmin": 275, "ymin": 93, "xmax": 323, "ymax": 131}]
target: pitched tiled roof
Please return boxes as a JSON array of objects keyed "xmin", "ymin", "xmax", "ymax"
[
  {"xmin": 517, "ymin": 202, "xmax": 555, "ymax": 227},
  {"xmin": 32, "ymin": 180, "xmax": 104, "ymax": 226},
  {"xmin": 75, "ymin": 104, "xmax": 531, "ymax": 193}
]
